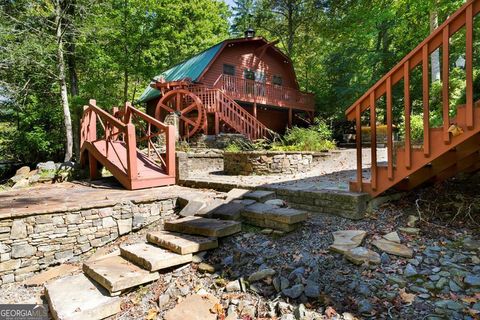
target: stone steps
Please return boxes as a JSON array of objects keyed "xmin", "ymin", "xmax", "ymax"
[
  {"xmin": 82, "ymin": 255, "xmax": 160, "ymax": 295},
  {"xmin": 164, "ymin": 216, "xmax": 242, "ymax": 237},
  {"xmin": 241, "ymin": 202, "xmax": 307, "ymax": 232},
  {"xmin": 45, "ymin": 273, "xmax": 121, "ymax": 320},
  {"xmin": 147, "ymin": 231, "xmax": 218, "ymax": 255},
  {"xmin": 119, "ymin": 242, "xmax": 193, "ymax": 271}
]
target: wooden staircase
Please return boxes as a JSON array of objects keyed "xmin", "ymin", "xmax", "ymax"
[
  {"xmin": 346, "ymin": 0, "xmax": 480, "ymax": 197},
  {"xmin": 191, "ymin": 86, "xmax": 274, "ymax": 140},
  {"xmin": 80, "ymin": 100, "xmax": 176, "ymax": 190}
]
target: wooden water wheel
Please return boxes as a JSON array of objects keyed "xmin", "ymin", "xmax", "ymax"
[{"xmin": 154, "ymin": 89, "xmax": 207, "ymax": 139}]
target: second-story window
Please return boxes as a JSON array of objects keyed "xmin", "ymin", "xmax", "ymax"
[
  {"xmin": 223, "ymin": 64, "xmax": 235, "ymax": 76},
  {"xmin": 244, "ymin": 69, "xmax": 255, "ymax": 80},
  {"xmin": 272, "ymin": 75, "xmax": 283, "ymax": 86}
]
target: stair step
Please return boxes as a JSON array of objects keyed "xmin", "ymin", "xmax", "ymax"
[
  {"xmin": 164, "ymin": 217, "xmax": 242, "ymax": 237},
  {"xmin": 147, "ymin": 231, "xmax": 218, "ymax": 255},
  {"xmin": 243, "ymin": 190, "xmax": 276, "ymax": 202},
  {"xmin": 83, "ymin": 255, "xmax": 159, "ymax": 295},
  {"xmin": 211, "ymin": 202, "xmax": 246, "ymax": 221},
  {"xmin": 120, "ymin": 242, "xmax": 193, "ymax": 271},
  {"xmin": 147, "ymin": 231, "xmax": 218, "ymax": 254},
  {"xmin": 242, "ymin": 203, "xmax": 307, "ymax": 232},
  {"xmin": 45, "ymin": 273, "xmax": 121, "ymax": 320}
]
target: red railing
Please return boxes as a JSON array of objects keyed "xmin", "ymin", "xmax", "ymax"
[
  {"xmin": 189, "ymin": 86, "xmax": 274, "ymax": 140},
  {"xmin": 345, "ymin": 0, "xmax": 480, "ymax": 193},
  {"xmin": 80, "ymin": 99, "xmax": 175, "ymax": 182},
  {"xmin": 214, "ymin": 74, "xmax": 315, "ymax": 112}
]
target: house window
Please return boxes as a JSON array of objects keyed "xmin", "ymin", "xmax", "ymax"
[
  {"xmin": 244, "ymin": 69, "xmax": 255, "ymax": 80},
  {"xmin": 272, "ymin": 75, "xmax": 283, "ymax": 86},
  {"xmin": 223, "ymin": 64, "xmax": 235, "ymax": 76}
]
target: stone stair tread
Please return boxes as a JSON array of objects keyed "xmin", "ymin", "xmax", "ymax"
[
  {"xmin": 164, "ymin": 216, "xmax": 242, "ymax": 237},
  {"xmin": 120, "ymin": 242, "xmax": 193, "ymax": 270},
  {"xmin": 83, "ymin": 255, "xmax": 159, "ymax": 295},
  {"xmin": 147, "ymin": 231, "xmax": 218, "ymax": 255},
  {"xmin": 211, "ymin": 202, "xmax": 245, "ymax": 221},
  {"xmin": 45, "ymin": 273, "xmax": 121, "ymax": 320},
  {"xmin": 265, "ymin": 207, "xmax": 308, "ymax": 224},
  {"xmin": 243, "ymin": 190, "xmax": 276, "ymax": 202}
]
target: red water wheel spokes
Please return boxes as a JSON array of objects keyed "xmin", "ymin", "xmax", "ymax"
[{"xmin": 155, "ymin": 89, "xmax": 207, "ymax": 138}]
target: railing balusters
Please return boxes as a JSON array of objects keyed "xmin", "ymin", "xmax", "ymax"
[
  {"xmin": 404, "ymin": 61, "xmax": 412, "ymax": 169},
  {"xmin": 370, "ymin": 93, "xmax": 377, "ymax": 190},
  {"xmin": 386, "ymin": 77, "xmax": 393, "ymax": 180},
  {"xmin": 422, "ymin": 45, "xmax": 430, "ymax": 156},
  {"xmin": 466, "ymin": 3, "xmax": 474, "ymax": 129},
  {"xmin": 356, "ymin": 104, "xmax": 363, "ymax": 191},
  {"xmin": 442, "ymin": 25, "xmax": 451, "ymax": 143}
]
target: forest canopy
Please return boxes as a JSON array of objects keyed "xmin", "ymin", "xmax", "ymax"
[{"xmin": 0, "ymin": 0, "xmax": 470, "ymax": 163}]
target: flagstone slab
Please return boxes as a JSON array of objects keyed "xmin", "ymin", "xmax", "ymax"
[
  {"xmin": 242, "ymin": 203, "xmax": 278, "ymax": 220},
  {"xmin": 225, "ymin": 188, "xmax": 250, "ymax": 201},
  {"xmin": 24, "ymin": 264, "xmax": 78, "ymax": 287},
  {"xmin": 372, "ymin": 238, "xmax": 413, "ymax": 258},
  {"xmin": 344, "ymin": 247, "xmax": 381, "ymax": 265},
  {"xmin": 265, "ymin": 207, "xmax": 307, "ymax": 224},
  {"xmin": 383, "ymin": 231, "xmax": 401, "ymax": 243},
  {"xmin": 164, "ymin": 293, "xmax": 220, "ymax": 320},
  {"xmin": 147, "ymin": 231, "xmax": 218, "ymax": 255},
  {"xmin": 164, "ymin": 217, "xmax": 241, "ymax": 237},
  {"xmin": 244, "ymin": 190, "xmax": 276, "ymax": 202},
  {"xmin": 120, "ymin": 242, "xmax": 193, "ymax": 271},
  {"xmin": 83, "ymin": 255, "xmax": 159, "ymax": 295},
  {"xmin": 329, "ymin": 230, "xmax": 367, "ymax": 254},
  {"xmin": 211, "ymin": 202, "xmax": 246, "ymax": 221},
  {"xmin": 45, "ymin": 273, "xmax": 121, "ymax": 320}
]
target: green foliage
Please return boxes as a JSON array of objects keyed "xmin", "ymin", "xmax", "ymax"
[
  {"xmin": 0, "ymin": 0, "xmax": 229, "ymax": 163},
  {"xmin": 271, "ymin": 119, "xmax": 336, "ymax": 151}
]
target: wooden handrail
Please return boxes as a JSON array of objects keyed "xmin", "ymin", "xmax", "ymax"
[
  {"xmin": 80, "ymin": 99, "xmax": 176, "ymax": 182},
  {"xmin": 345, "ymin": 0, "xmax": 480, "ymax": 194},
  {"xmin": 346, "ymin": 0, "xmax": 480, "ymax": 119},
  {"xmin": 215, "ymin": 74, "xmax": 315, "ymax": 111}
]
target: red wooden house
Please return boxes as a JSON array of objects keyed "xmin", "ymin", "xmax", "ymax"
[{"xmin": 137, "ymin": 30, "xmax": 315, "ymax": 140}]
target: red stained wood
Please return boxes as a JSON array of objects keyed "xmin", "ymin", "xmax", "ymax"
[{"xmin": 346, "ymin": 0, "xmax": 480, "ymax": 197}]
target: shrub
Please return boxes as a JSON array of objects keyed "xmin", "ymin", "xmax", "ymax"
[{"xmin": 271, "ymin": 118, "xmax": 336, "ymax": 152}]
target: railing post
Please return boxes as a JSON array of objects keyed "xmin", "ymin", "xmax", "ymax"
[
  {"xmin": 125, "ymin": 123, "xmax": 138, "ymax": 181},
  {"xmin": 442, "ymin": 25, "xmax": 451, "ymax": 143},
  {"xmin": 166, "ymin": 125, "xmax": 176, "ymax": 177},
  {"xmin": 370, "ymin": 93, "xmax": 377, "ymax": 191},
  {"xmin": 466, "ymin": 3, "xmax": 474, "ymax": 129},
  {"xmin": 422, "ymin": 45, "xmax": 430, "ymax": 156},
  {"xmin": 355, "ymin": 104, "xmax": 363, "ymax": 191},
  {"xmin": 404, "ymin": 61, "xmax": 411, "ymax": 169},
  {"xmin": 386, "ymin": 77, "xmax": 393, "ymax": 180}
]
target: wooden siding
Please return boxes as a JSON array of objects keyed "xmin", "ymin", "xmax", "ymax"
[{"xmin": 200, "ymin": 42, "xmax": 298, "ymax": 90}]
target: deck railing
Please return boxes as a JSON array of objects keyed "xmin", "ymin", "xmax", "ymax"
[
  {"xmin": 214, "ymin": 74, "xmax": 315, "ymax": 111},
  {"xmin": 345, "ymin": 0, "xmax": 480, "ymax": 192},
  {"xmin": 80, "ymin": 100, "xmax": 175, "ymax": 180}
]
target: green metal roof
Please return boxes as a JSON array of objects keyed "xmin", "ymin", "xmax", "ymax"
[{"xmin": 137, "ymin": 42, "xmax": 223, "ymax": 103}]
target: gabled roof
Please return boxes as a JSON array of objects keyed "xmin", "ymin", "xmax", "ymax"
[{"xmin": 137, "ymin": 37, "xmax": 297, "ymax": 104}]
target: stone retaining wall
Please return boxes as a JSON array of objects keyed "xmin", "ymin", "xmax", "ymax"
[
  {"xmin": 223, "ymin": 151, "xmax": 330, "ymax": 175},
  {"xmin": 0, "ymin": 198, "xmax": 176, "ymax": 285},
  {"xmin": 176, "ymin": 151, "xmax": 224, "ymax": 181}
]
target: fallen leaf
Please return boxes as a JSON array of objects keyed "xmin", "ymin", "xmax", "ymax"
[
  {"xmin": 145, "ymin": 308, "xmax": 158, "ymax": 320},
  {"xmin": 399, "ymin": 288, "xmax": 416, "ymax": 304},
  {"xmin": 462, "ymin": 296, "xmax": 479, "ymax": 304},
  {"xmin": 210, "ymin": 303, "xmax": 225, "ymax": 316},
  {"xmin": 325, "ymin": 306, "xmax": 337, "ymax": 318}
]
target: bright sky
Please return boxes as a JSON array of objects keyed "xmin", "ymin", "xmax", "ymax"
[{"xmin": 223, "ymin": 0, "xmax": 235, "ymax": 8}]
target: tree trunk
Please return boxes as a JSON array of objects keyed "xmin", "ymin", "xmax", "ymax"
[
  {"xmin": 430, "ymin": 10, "xmax": 441, "ymax": 83},
  {"xmin": 55, "ymin": 0, "xmax": 73, "ymax": 162},
  {"xmin": 123, "ymin": 0, "xmax": 129, "ymax": 102},
  {"xmin": 286, "ymin": 1, "xmax": 294, "ymax": 57}
]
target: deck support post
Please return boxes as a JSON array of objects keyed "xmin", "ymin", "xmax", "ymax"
[
  {"xmin": 214, "ymin": 112, "xmax": 219, "ymax": 135},
  {"xmin": 88, "ymin": 152, "xmax": 99, "ymax": 180},
  {"xmin": 288, "ymin": 108, "xmax": 292, "ymax": 128},
  {"xmin": 253, "ymin": 102, "xmax": 257, "ymax": 118}
]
